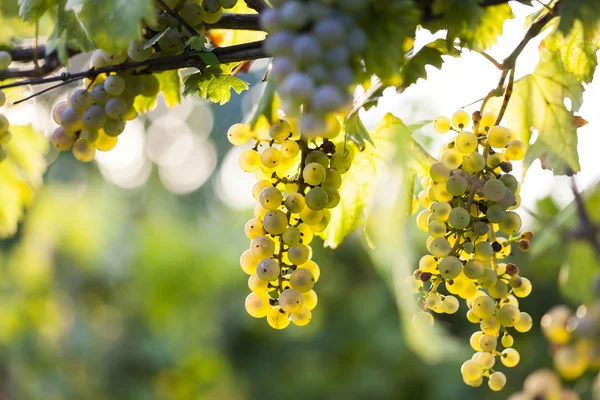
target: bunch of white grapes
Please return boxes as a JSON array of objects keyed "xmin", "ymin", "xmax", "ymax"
[
  {"xmin": 407, "ymin": 110, "xmax": 534, "ymax": 391},
  {"xmin": 0, "ymin": 51, "xmax": 13, "ymax": 164},
  {"xmin": 260, "ymin": 0, "xmax": 368, "ymax": 136},
  {"xmin": 227, "ymin": 118, "xmax": 354, "ymax": 329}
]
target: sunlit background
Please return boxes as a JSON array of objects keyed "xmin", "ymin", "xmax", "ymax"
[{"xmin": 0, "ymin": 2, "xmax": 599, "ymax": 399}]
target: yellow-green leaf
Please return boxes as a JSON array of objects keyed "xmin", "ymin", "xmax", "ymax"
[{"xmin": 134, "ymin": 71, "xmax": 181, "ymax": 113}]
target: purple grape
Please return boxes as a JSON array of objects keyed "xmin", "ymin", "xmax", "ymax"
[
  {"xmin": 281, "ymin": 72, "xmax": 314, "ymax": 103},
  {"xmin": 324, "ymin": 45, "xmax": 350, "ymax": 67},
  {"xmin": 265, "ymin": 31, "xmax": 294, "ymax": 57},
  {"xmin": 279, "ymin": 1, "xmax": 309, "ymax": 30},
  {"xmin": 259, "ymin": 8, "xmax": 282, "ymax": 32},
  {"xmin": 312, "ymin": 85, "xmax": 344, "ymax": 113},
  {"xmin": 313, "ymin": 18, "xmax": 345, "ymax": 48},
  {"xmin": 292, "ymin": 34, "xmax": 321, "ymax": 64},
  {"xmin": 271, "ymin": 57, "xmax": 296, "ymax": 83},
  {"xmin": 348, "ymin": 28, "xmax": 368, "ymax": 54},
  {"xmin": 330, "ymin": 66, "xmax": 355, "ymax": 88}
]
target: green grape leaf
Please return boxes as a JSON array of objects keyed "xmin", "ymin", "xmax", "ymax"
[
  {"xmin": 501, "ymin": 48, "xmax": 583, "ymax": 175},
  {"xmin": 559, "ymin": 241, "xmax": 599, "ymax": 305},
  {"xmin": 344, "ymin": 112, "xmax": 373, "ymax": 151},
  {"xmin": 186, "ymin": 36, "xmax": 208, "ymax": 51},
  {"xmin": 0, "ymin": 125, "xmax": 48, "ymax": 238},
  {"xmin": 182, "ymin": 64, "xmax": 249, "ymax": 105},
  {"xmin": 46, "ymin": 0, "xmax": 92, "ymax": 65},
  {"xmin": 78, "ymin": 0, "xmax": 155, "ymax": 52},
  {"xmin": 399, "ymin": 39, "xmax": 460, "ymax": 89},
  {"xmin": 18, "ymin": 0, "xmax": 54, "ymax": 22},
  {"xmin": 544, "ymin": 20, "xmax": 599, "ymax": 84},
  {"xmin": 133, "ymin": 70, "xmax": 181, "ymax": 113},
  {"xmin": 557, "ymin": 0, "xmax": 600, "ymax": 36}
]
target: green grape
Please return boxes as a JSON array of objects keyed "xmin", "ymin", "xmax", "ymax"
[
  {"xmin": 452, "ymin": 110, "xmax": 470, "ymax": 129},
  {"xmin": 279, "ymin": 288, "xmax": 304, "ymax": 313},
  {"xmin": 52, "ymin": 102, "xmax": 68, "ymax": 124},
  {"xmin": 478, "ymin": 334, "xmax": 497, "ymax": 352},
  {"xmin": 181, "ymin": 1, "xmax": 204, "ymax": 25},
  {"xmin": 158, "ymin": 29, "xmax": 184, "ymax": 54},
  {"xmin": 416, "ymin": 210, "xmax": 430, "ymax": 232},
  {"xmin": 285, "ymin": 192, "xmax": 305, "ymax": 213},
  {"xmin": 425, "ymin": 293, "xmax": 442, "ymax": 312},
  {"xmin": 405, "ymin": 276, "xmax": 423, "ymax": 293},
  {"xmin": 256, "ymin": 258, "xmax": 280, "ymax": 281},
  {"xmin": 227, "ymin": 123, "xmax": 250, "ymax": 145},
  {"xmin": 238, "ymin": 149, "xmax": 261, "ymax": 172},
  {"xmin": 433, "ymin": 116, "xmax": 451, "ymax": 133},
  {"xmin": 455, "ymin": 131, "xmax": 478, "ymax": 153},
  {"xmin": 514, "ymin": 312, "xmax": 532, "ymax": 333},
  {"xmin": 299, "ymin": 207, "xmax": 323, "ymax": 225},
  {"xmin": 502, "ymin": 334, "xmax": 514, "ymax": 347},
  {"xmin": 269, "ymin": 119, "xmax": 292, "ymax": 142},
  {"xmin": 51, "ymin": 127, "xmax": 75, "ymax": 151},
  {"xmin": 324, "ymin": 187, "xmax": 340, "ymax": 208},
  {"xmin": 305, "ymin": 187, "xmax": 329, "ymax": 210},
  {"xmin": 299, "ymin": 260, "xmax": 319, "ymax": 282},
  {"xmin": 487, "ymin": 126, "xmax": 511, "ymax": 148},
  {"xmin": 462, "ymin": 241, "xmax": 474, "ymax": 254},
  {"xmin": 473, "ymin": 351, "xmax": 495, "ymax": 369},
  {"xmin": 105, "ymin": 97, "xmax": 128, "ymax": 120},
  {"xmin": 499, "ymin": 211, "xmax": 522, "ymax": 235},
  {"xmin": 290, "ymin": 269, "xmax": 315, "ymax": 293},
  {"xmin": 486, "ymin": 204, "xmax": 506, "ymax": 223},
  {"xmin": 446, "ymin": 174, "xmax": 467, "ymax": 196},
  {"xmin": 554, "ymin": 345, "xmax": 588, "ymax": 380},
  {"xmin": 466, "ymin": 310, "xmax": 480, "ymax": 323},
  {"xmin": 487, "ymin": 153, "xmax": 504, "ymax": 169},
  {"xmin": 480, "ymin": 317, "xmax": 501, "ymax": 335},
  {"xmin": 470, "ymin": 331, "xmax": 484, "ymax": 351},
  {"xmin": 460, "ymin": 360, "xmax": 482, "ymax": 381},
  {"xmin": 448, "ymin": 207, "xmax": 470, "ymax": 230},
  {"xmin": 220, "ymin": 0, "xmax": 238, "ymax": 8},
  {"xmin": 254, "ymin": 204, "xmax": 267, "ymax": 220},
  {"xmin": 302, "ymin": 290, "xmax": 318, "ymax": 310},
  {"xmin": 288, "ymin": 244, "xmax": 309, "ymax": 265},
  {"xmin": 104, "ymin": 119, "xmax": 126, "ymax": 137},
  {"xmin": 103, "ymin": 51, "xmax": 127, "ymax": 65},
  {"xmin": 482, "ymin": 179, "xmax": 506, "ymax": 202},
  {"xmin": 330, "ymin": 152, "xmax": 352, "ymax": 173},
  {"xmin": 428, "ymin": 220, "xmax": 447, "ymax": 238},
  {"xmin": 261, "ymin": 146, "xmax": 283, "ymax": 168},
  {"xmin": 80, "ymin": 128, "xmax": 99, "ymax": 142},
  {"xmin": 69, "ymin": 89, "xmax": 93, "ymax": 112},
  {"xmin": 82, "ymin": 105, "xmax": 107, "ymax": 131},
  {"xmin": 0, "ymin": 90, "xmax": 5, "ymax": 107},
  {"xmin": 252, "ymin": 180, "xmax": 272, "ymax": 200},
  {"xmin": 442, "ymin": 295, "xmax": 459, "ymax": 314},
  {"xmin": 505, "ymin": 140, "xmax": 526, "ymax": 160},
  {"xmin": 0, "ymin": 50, "xmax": 12, "ymax": 69},
  {"xmin": 95, "ymin": 132, "xmax": 118, "ymax": 152},
  {"xmin": 429, "ymin": 161, "xmax": 450, "ymax": 183},
  {"xmin": 478, "ymin": 269, "xmax": 497, "ymax": 288},
  {"xmin": 127, "ymin": 39, "xmax": 153, "ymax": 62},
  {"xmin": 305, "ymin": 150, "xmax": 329, "ymax": 169},
  {"xmin": 0, "ymin": 116, "xmax": 8, "ymax": 136},
  {"xmin": 433, "ymin": 182, "xmax": 452, "ymax": 202},
  {"xmin": 267, "ymin": 307, "xmax": 290, "ymax": 330},
  {"xmin": 441, "ymin": 149, "xmax": 463, "ymax": 170},
  {"xmin": 497, "ymin": 304, "xmax": 520, "ymax": 326},
  {"xmin": 419, "ymin": 255, "xmax": 438, "ymax": 273},
  {"xmin": 472, "ymin": 295, "xmax": 496, "ymax": 319},
  {"xmin": 248, "ymin": 274, "xmax": 268, "ymax": 293},
  {"xmin": 104, "ymin": 75, "xmax": 126, "ymax": 96},
  {"xmin": 412, "ymin": 311, "xmax": 434, "ymax": 330},
  {"xmin": 280, "ymin": 140, "xmax": 300, "ymax": 158},
  {"xmin": 479, "ymin": 112, "xmax": 496, "ymax": 132},
  {"xmin": 259, "ymin": 186, "xmax": 283, "ymax": 210},
  {"xmin": 282, "ymin": 226, "xmax": 302, "ymax": 245},
  {"xmin": 250, "ymin": 236, "xmax": 276, "ymax": 260},
  {"xmin": 60, "ymin": 106, "xmax": 83, "ymax": 134},
  {"xmin": 91, "ymin": 50, "xmax": 108, "ymax": 68},
  {"xmin": 140, "ymin": 74, "xmax": 160, "ymax": 97},
  {"xmin": 245, "ymin": 292, "xmax": 271, "ymax": 318},
  {"xmin": 430, "ymin": 237, "xmax": 452, "ymax": 257},
  {"xmin": 501, "ymin": 348, "xmax": 520, "ymax": 367},
  {"xmin": 91, "ymin": 84, "xmax": 111, "ymax": 106},
  {"xmin": 303, "ymin": 162, "xmax": 326, "ymax": 185},
  {"xmin": 439, "ymin": 256, "xmax": 461, "ymax": 279},
  {"xmin": 240, "ymin": 249, "xmax": 259, "ymax": 274},
  {"xmin": 431, "ymin": 201, "xmax": 452, "ymax": 221},
  {"xmin": 202, "ymin": 0, "xmax": 221, "ymax": 13},
  {"xmin": 499, "ymin": 174, "xmax": 518, "ymax": 192},
  {"xmin": 290, "ymin": 307, "xmax": 312, "ymax": 326},
  {"xmin": 464, "ymin": 260, "xmax": 484, "ymax": 279},
  {"xmin": 488, "ymin": 372, "xmax": 506, "ymax": 391},
  {"xmin": 262, "ymin": 210, "xmax": 288, "ymax": 235},
  {"xmin": 475, "ymin": 242, "xmax": 493, "ymax": 261},
  {"xmin": 513, "ymin": 277, "xmax": 532, "ymax": 298},
  {"xmin": 462, "ymin": 152, "xmax": 485, "ymax": 173},
  {"xmin": 72, "ymin": 139, "xmax": 96, "ymax": 162},
  {"xmin": 473, "ymin": 221, "xmax": 489, "ymax": 236}
]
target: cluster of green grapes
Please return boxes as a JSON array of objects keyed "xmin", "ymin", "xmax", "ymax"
[
  {"xmin": 508, "ymin": 369, "xmax": 581, "ymax": 400},
  {"xmin": 0, "ymin": 51, "xmax": 13, "ymax": 164},
  {"xmin": 407, "ymin": 110, "xmax": 533, "ymax": 391},
  {"xmin": 260, "ymin": 0, "xmax": 367, "ymax": 135},
  {"xmin": 541, "ymin": 283, "xmax": 600, "ymax": 382},
  {"xmin": 227, "ymin": 117, "xmax": 353, "ymax": 329}
]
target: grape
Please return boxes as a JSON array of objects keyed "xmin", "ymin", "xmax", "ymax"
[
  {"xmin": 248, "ymin": 274, "xmax": 268, "ymax": 293},
  {"xmin": 425, "ymin": 294, "xmax": 442, "ymax": 312},
  {"xmin": 267, "ymin": 307, "xmax": 290, "ymax": 330},
  {"xmin": 158, "ymin": 29, "xmax": 184, "ymax": 54},
  {"xmin": 412, "ymin": 311, "xmax": 434, "ymax": 330},
  {"xmin": 261, "ymin": 147, "xmax": 283, "ymax": 168},
  {"xmin": 72, "ymin": 139, "xmax": 96, "ymax": 162},
  {"xmin": 429, "ymin": 237, "xmax": 451, "ymax": 257},
  {"xmin": 301, "ymin": 290, "xmax": 318, "ymax": 310},
  {"xmin": 322, "ymin": 168, "xmax": 342, "ymax": 189},
  {"xmin": 244, "ymin": 218, "xmax": 264, "ymax": 239},
  {"xmin": 269, "ymin": 119, "xmax": 292, "ymax": 142},
  {"xmin": 51, "ymin": 127, "xmax": 75, "ymax": 151},
  {"xmin": 91, "ymin": 50, "xmax": 108, "ymax": 68},
  {"xmin": 312, "ymin": 85, "xmax": 344, "ymax": 113},
  {"xmin": 95, "ymin": 131, "xmax": 118, "ymax": 151},
  {"xmin": 299, "ymin": 260, "xmax": 319, "ymax": 282},
  {"xmin": 104, "ymin": 119, "xmax": 126, "ymax": 137},
  {"xmin": 280, "ymin": 140, "xmax": 300, "ymax": 159},
  {"xmin": 487, "ymin": 126, "xmax": 511, "ymax": 148},
  {"xmin": 554, "ymin": 346, "xmax": 588, "ymax": 380},
  {"xmin": 262, "ymin": 210, "xmax": 288, "ymax": 235},
  {"xmin": 305, "ymin": 150, "xmax": 329, "ymax": 168},
  {"xmin": 0, "ymin": 115, "xmax": 9, "ymax": 135},
  {"xmin": 105, "ymin": 97, "xmax": 128, "ymax": 120},
  {"xmin": 428, "ymin": 220, "xmax": 446, "ymax": 238},
  {"xmin": 181, "ymin": 1, "xmax": 204, "ymax": 25},
  {"xmin": 238, "ymin": 149, "xmax": 261, "ymax": 172},
  {"xmin": 488, "ymin": 372, "xmax": 506, "ymax": 391},
  {"xmin": 505, "ymin": 140, "xmax": 526, "ymax": 160},
  {"xmin": 292, "ymin": 34, "xmax": 321, "ymax": 64},
  {"xmin": 250, "ymin": 236, "xmax": 275, "ymax": 259},
  {"xmin": 461, "ymin": 360, "xmax": 482, "ymax": 380},
  {"xmin": 279, "ymin": 288, "xmax": 304, "ymax": 313},
  {"xmin": 462, "ymin": 152, "xmax": 485, "ymax": 173},
  {"xmin": 433, "ymin": 117, "xmax": 451, "ymax": 134},
  {"xmin": 324, "ymin": 187, "xmax": 340, "ymax": 208},
  {"xmin": 482, "ymin": 179, "xmax": 506, "ymax": 202},
  {"xmin": 431, "ymin": 201, "xmax": 452, "ymax": 221},
  {"xmin": 330, "ymin": 152, "xmax": 352, "ymax": 173},
  {"xmin": 227, "ymin": 123, "xmax": 250, "ymax": 146},
  {"xmin": 91, "ymin": 84, "xmax": 111, "ymax": 106},
  {"xmin": 265, "ymin": 31, "xmax": 295, "ymax": 56},
  {"xmin": 448, "ymin": 207, "xmax": 470, "ymax": 230},
  {"xmin": 474, "ymin": 351, "xmax": 495, "ymax": 369},
  {"xmin": 497, "ymin": 304, "xmax": 520, "ymax": 326},
  {"xmin": 499, "ymin": 211, "xmax": 522, "ymax": 235},
  {"xmin": 103, "ymin": 51, "xmax": 127, "ymax": 65},
  {"xmin": 485, "ymin": 204, "xmax": 506, "ymax": 223},
  {"xmin": 419, "ymin": 255, "xmax": 437, "ymax": 273},
  {"xmin": 127, "ymin": 39, "xmax": 153, "ymax": 62},
  {"xmin": 463, "ymin": 260, "xmax": 484, "ymax": 279},
  {"xmin": 501, "ymin": 348, "xmax": 520, "ymax": 367},
  {"xmin": 478, "ymin": 334, "xmax": 497, "ymax": 352},
  {"xmin": 429, "ymin": 162, "xmax": 450, "ymax": 183},
  {"xmin": 513, "ymin": 277, "xmax": 532, "ymax": 298},
  {"xmin": 245, "ymin": 292, "xmax": 270, "ymax": 318},
  {"xmin": 270, "ymin": 57, "xmax": 296, "ymax": 83},
  {"xmin": 479, "ymin": 112, "xmax": 496, "ymax": 132},
  {"xmin": 514, "ymin": 312, "xmax": 532, "ymax": 332},
  {"xmin": 480, "ymin": 317, "xmax": 501, "ymax": 335},
  {"xmin": 259, "ymin": 186, "xmax": 283, "ymax": 210},
  {"xmin": 52, "ymin": 102, "xmax": 68, "ymax": 124},
  {"xmin": 82, "ymin": 105, "xmax": 107, "ymax": 130},
  {"xmin": 256, "ymin": 258, "xmax": 280, "ymax": 281},
  {"xmin": 305, "ymin": 187, "xmax": 328, "ymax": 210},
  {"xmin": 313, "ymin": 18, "xmax": 344, "ymax": 47},
  {"xmin": 288, "ymin": 244, "xmax": 309, "ymax": 265},
  {"xmin": 502, "ymin": 334, "xmax": 514, "ymax": 347},
  {"xmin": 456, "ymin": 131, "xmax": 478, "ymax": 153},
  {"xmin": 446, "ymin": 174, "xmax": 467, "ymax": 196},
  {"xmin": 472, "ymin": 296, "xmax": 495, "ymax": 319},
  {"xmin": 452, "ymin": 110, "xmax": 470, "ymax": 129},
  {"xmin": 0, "ymin": 51, "xmax": 12, "ymax": 69},
  {"xmin": 281, "ymin": 72, "xmax": 314, "ymax": 103},
  {"xmin": 290, "ymin": 307, "xmax": 312, "ymax": 326},
  {"xmin": 284, "ymin": 193, "xmax": 305, "ymax": 213},
  {"xmin": 80, "ymin": 128, "xmax": 99, "ymax": 142},
  {"xmin": 439, "ymin": 256, "xmax": 461, "ymax": 279},
  {"xmin": 240, "ymin": 249, "xmax": 259, "ymax": 275},
  {"xmin": 253, "ymin": 180, "xmax": 272, "ymax": 200},
  {"xmin": 470, "ymin": 331, "xmax": 484, "ymax": 351},
  {"xmin": 441, "ymin": 149, "xmax": 463, "ymax": 170},
  {"xmin": 60, "ymin": 106, "xmax": 83, "ymax": 134},
  {"xmin": 278, "ymin": 1, "xmax": 309, "ymax": 29},
  {"xmin": 303, "ymin": 162, "xmax": 326, "ymax": 185},
  {"xmin": 69, "ymin": 89, "xmax": 93, "ymax": 112},
  {"xmin": 104, "ymin": 75, "xmax": 126, "ymax": 96},
  {"xmin": 282, "ymin": 226, "xmax": 302, "ymax": 245},
  {"xmin": 331, "ymin": 66, "xmax": 354, "ymax": 88},
  {"xmin": 442, "ymin": 296, "xmax": 459, "ymax": 314}
]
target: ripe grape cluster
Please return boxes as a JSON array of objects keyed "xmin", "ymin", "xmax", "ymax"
[
  {"xmin": 228, "ymin": 118, "xmax": 354, "ymax": 329},
  {"xmin": 0, "ymin": 51, "xmax": 13, "ymax": 164},
  {"xmin": 260, "ymin": 0, "xmax": 368, "ymax": 135},
  {"xmin": 407, "ymin": 110, "xmax": 533, "ymax": 391}
]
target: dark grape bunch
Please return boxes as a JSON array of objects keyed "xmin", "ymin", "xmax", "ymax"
[
  {"xmin": 260, "ymin": 0, "xmax": 368, "ymax": 136},
  {"xmin": 407, "ymin": 110, "xmax": 533, "ymax": 391},
  {"xmin": 228, "ymin": 119, "xmax": 354, "ymax": 329},
  {"xmin": 0, "ymin": 51, "xmax": 13, "ymax": 164}
]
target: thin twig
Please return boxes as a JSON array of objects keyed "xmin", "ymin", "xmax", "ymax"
[
  {"xmin": 477, "ymin": 51, "xmax": 503, "ymax": 70},
  {"xmin": 156, "ymin": 0, "xmax": 200, "ymax": 36},
  {"xmin": 13, "ymin": 80, "xmax": 77, "ymax": 105},
  {"xmin": 494, "ymin": 67, "xmax": 515, "ymax": 125}
]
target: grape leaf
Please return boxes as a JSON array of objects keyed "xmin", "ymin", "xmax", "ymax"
[
  {"xmin": 78, "ymin": 0, "xmax": 155, "ymax": 52},
  {"xmin": 186, "ymin": 36, "xmax": 208, "ymax": 51},
  {"xmin": 182, "ymin": 64, "xmax": 248, "ymax": 105},
  {"xmin": 133, "ymin": 70, "xmax": 181, "ymax": 113},
  {"xmin": 399, "ymin": 39, "xmax": 460, "ymax": 89},
  {"xmin": 46, "ymin": 0, "xmax": 92, "ymax": 64},
  {"xmin": 0, "ymin": 125, "xmax": 48, "ymax": 238},
  {"xmin": 559, "ymin": 241, "xmax": 599, "ymax": 305},
  {"xmin": 557, "ymin": 0, "xmax": 600, "ymax": 36},
  {"xmin": 501, "ymin": 48, "xmax": 583, "ymax": 175},
  {"xmin": 544, "ymin": 20, "xmax": 599, "ymax": 84},
  {"xmin": 18, "ymin": 0, "xmax": 54, "ymax": 22}
]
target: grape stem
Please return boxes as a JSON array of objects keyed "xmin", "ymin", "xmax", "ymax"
[
  {"xmin": 156, "ymin": 0, "xmax": 200, "ymax": 36},
  {"xmin": 494, "ymin": 67, "xmax": 515, "ymax": 126}
]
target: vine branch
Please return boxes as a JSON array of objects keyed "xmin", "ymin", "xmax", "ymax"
[
  {"xmin": 243, "ymin": 0, "xmax": 270, "ymax": 12},
  {"xmin": 156, "ymin": 0, "xmax": 200, "ymax": 36}
]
